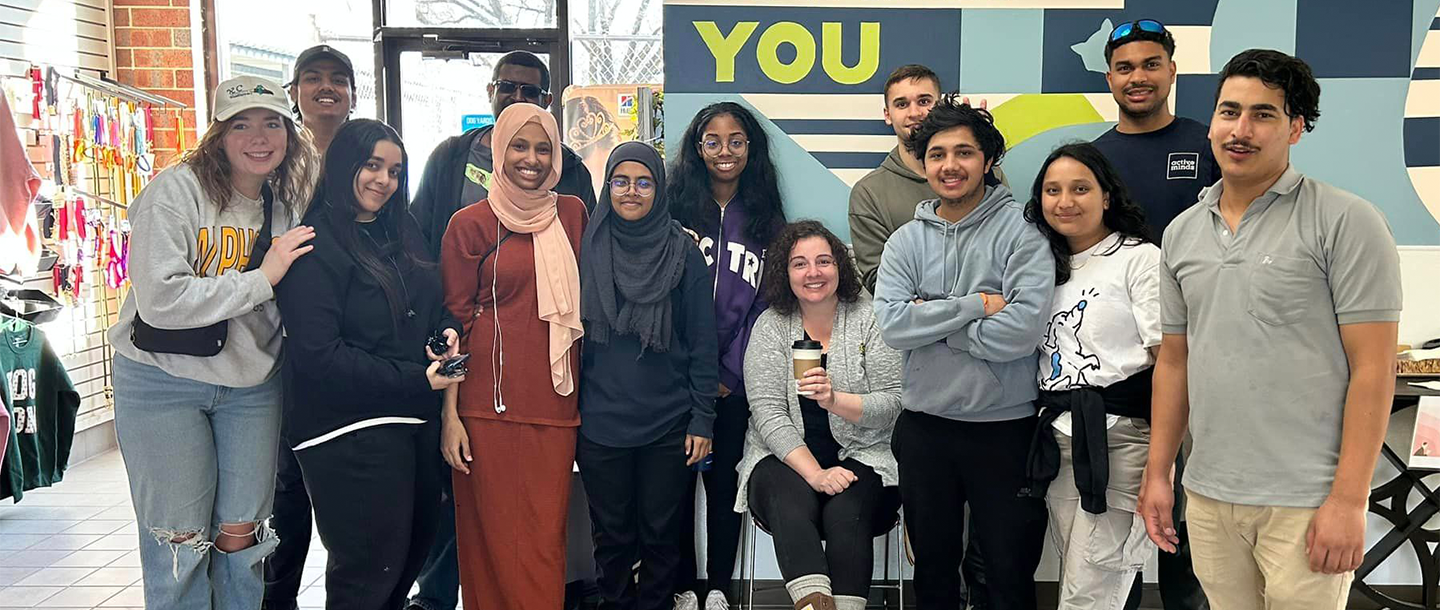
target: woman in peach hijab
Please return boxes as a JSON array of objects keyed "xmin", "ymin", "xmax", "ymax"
[{"xmin": 438, "ymin": 103, "xmax": 586, "ymax": 608}]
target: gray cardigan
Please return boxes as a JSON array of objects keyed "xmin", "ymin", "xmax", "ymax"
[{"xmin": 734, "ymin": 296, "xmax": 903, "ymax": 513}]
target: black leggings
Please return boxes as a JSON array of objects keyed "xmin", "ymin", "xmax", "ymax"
[
  {"xmin": 677, "ymin": 393, "xmax": 749, "ymax": 597},
  {"xmin": 748, "ymin": 456, "xmax": 901, "ymax": 598},
  {"xmin": 295, "ymin": 422, "xmax": 442, "ymax": 610}
]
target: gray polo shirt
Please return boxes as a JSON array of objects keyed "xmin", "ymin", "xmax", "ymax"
[{"xmin": 1160, "ymin": 165, "xmax": 1402, "ymax": 508}]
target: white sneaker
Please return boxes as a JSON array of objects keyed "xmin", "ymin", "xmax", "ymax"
[
  {"xmin": 674, "ymin": 591, "xmax": 700, "ymax": 610},
  {"xmin": 704, "ymin": 590, "xmax": 730, "ymax": 610}
]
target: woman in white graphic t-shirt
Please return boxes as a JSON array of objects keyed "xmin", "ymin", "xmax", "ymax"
[{"xmin": 1022, "ymin": 141, "xmax": 1162, "ymax": 610}]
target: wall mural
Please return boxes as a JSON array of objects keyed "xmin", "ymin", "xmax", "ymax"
[{"xmin": 663, "ymin": 0, "xmax": 1440, "ymax": 245}]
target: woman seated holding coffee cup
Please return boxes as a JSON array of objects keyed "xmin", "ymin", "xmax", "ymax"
[{"xmin": 735, "ymin": 220, "xmax": 903, "ymax": 610}]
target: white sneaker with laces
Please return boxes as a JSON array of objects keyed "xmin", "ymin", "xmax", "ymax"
[
  {"xmin": 704, "ymin": 590, "xmax": 730, "ymax": 610},
  {"xmin": 674, "ymin": 590, "xmax": 700, "ymax": 610}
]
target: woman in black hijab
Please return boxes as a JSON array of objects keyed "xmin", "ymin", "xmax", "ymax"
[{"xmin": 577, "ymin": 141, "xmax": 719, "ymax": 610}]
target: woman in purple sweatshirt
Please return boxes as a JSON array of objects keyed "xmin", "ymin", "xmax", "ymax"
[{"xmin": 668, "ymin": 101, "xmax": 787, "ymax": 610}]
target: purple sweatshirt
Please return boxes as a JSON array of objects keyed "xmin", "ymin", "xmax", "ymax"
[{"xmin": 695, "ymin": 194, "xmax": 769, "ymax": 395}]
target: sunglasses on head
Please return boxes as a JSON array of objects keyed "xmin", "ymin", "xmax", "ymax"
[
  {"xmin": 1110, "ymin": 19, "xmax": 1167, "ymax": 42},
  {"xmin": 492, "ymin": 79, "xmax": 547, "ymax": 100}
]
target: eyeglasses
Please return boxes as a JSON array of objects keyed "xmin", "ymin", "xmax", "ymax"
[
  {"xmin": 1110, "ymin": 19, "xmax": 1167, "ymax": 42},
  {"xmin": 609, "ymin": 176, "xmax": 655, "ymax": 195},
  {"xmin": 492, "ymin": 79, "xmax": 547, "ymax": 101},
  {"xmin": 699, "ymin": 137, "xmax": 749, "ymax": 157}
]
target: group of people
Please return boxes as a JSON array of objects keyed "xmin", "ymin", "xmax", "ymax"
[{"xmin": 106, "ymin": 17, "xmax": 1402, "ymax": 610}]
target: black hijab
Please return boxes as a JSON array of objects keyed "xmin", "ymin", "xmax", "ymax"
[{"xmin": 580, "ymin": 141, "xmax": 691, "ymax": 352}]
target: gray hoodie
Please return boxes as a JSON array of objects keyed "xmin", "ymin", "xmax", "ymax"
[
  {"xmin": 873, "ymin": 184, "xmax": 1055, "ymax": 422},
  {"xmin": 108, "ymin": 165, "xmax": 294, "ymax": 388},
  {"xmin": 848, "ymin": 147, "xmax": 1008, "ymax": 294}
]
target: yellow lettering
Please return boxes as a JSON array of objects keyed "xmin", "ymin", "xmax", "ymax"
[
  {"xmin": 218, "ymin": 227, "xmax": 240, "ymax": 273},
  {"xmin": 822, "ymin": 22, "xmax": 880, "ymax": 85},
  {"xmin": 196, "ymin": 228, "xmax": 217, "ymax": 277},
  {"xmin": 236, "ymin": 228, "xmax": 256, "ymax": 269},
  {"xmin": 694, "ymin": 21, "xmax": 759, "ymax": 83},
  {"xmin": 757, "ymin": 22, "xmax": 815, "ymax": 85}
]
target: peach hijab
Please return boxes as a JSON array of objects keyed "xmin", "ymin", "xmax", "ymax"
[{"xmin": 489, "ymin": 103, "xmax": 583, "ymax": 396}]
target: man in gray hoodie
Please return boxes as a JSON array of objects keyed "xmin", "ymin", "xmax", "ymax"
[{"xmin": 874, "ymin": 95, "xmax": 1055, "ymax": 610}]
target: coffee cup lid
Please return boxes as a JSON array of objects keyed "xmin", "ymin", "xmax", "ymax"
[{"xmin": 792, "ymin": 340, "xmax": 822, "ymax": 350}]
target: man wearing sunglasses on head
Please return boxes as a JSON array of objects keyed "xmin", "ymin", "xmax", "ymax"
[
  {"xmin": 1090, "ymin": 20, "xmax": 1218, "ymax": 610},
  {"xmin": 409, "ymin": 50, "xmax": 598, "ymax": 261},
  {"xmin": 405, "ymin": 50, "xmax": 596, "ymax": 610}
]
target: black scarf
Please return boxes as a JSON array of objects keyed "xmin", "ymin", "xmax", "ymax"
[{"xmin": 580, "ymin": 141, "xmax": 690, "ymax": 352}]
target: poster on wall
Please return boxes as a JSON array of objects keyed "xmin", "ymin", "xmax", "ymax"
[
  {"xmin": 662, "ymin": 0, "xmax": 1440, "ymax": 244},
  {"xmin": 563, "ymin": 84, "xmax": 663, "ymax": 195}
]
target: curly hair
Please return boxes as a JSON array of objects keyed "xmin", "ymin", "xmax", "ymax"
[
  {"xmin": 1215, "ymin": 49, "xmax": 1321, "ymax": 132},
  {"xmin": 1023, "ymin": 142, "xmax": 1153, "ymax": 286},
  {"xmin": 667, "ymin": 102, "xmax": 787, "ymax": 246},
  {"xmin": 760, "ymin": 220, "xmax": 862, "ymax": 316},
  {"xmin": 181, "ymin": 113, "xmax": 317, "ymax": 214},
  {"xmin": 906, "ymin": 92, "xmax": 1006, "ymax": 169}
]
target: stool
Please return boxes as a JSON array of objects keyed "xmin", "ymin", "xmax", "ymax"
[{"xmin": 740, "ymin": 509, "xmax": 906, "ymax": 609}]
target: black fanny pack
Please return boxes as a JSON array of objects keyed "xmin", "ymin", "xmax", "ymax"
[{"xmin": 131, "ymin": 184, "xmax": 277, "ymax": 357}]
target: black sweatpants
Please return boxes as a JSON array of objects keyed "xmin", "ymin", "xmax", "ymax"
[
  {"xmin": 677, "ymin": 393, "xmax": 749, "ymax": 598},
  {"xmin": 748, "ymin": 456, "xmax": 901, "ymax": 597},
  {"xmin": 294, "ymin": 422, "xmax": 443, "ymax": 610},
  {"xmin": 264, "ymin": 444, "xmax": 312, "ymax": 609},
  {"xmin": 893, "ymin": 410, "xmax": 1047, "ymax": 610},
  {"xmin": 578, "ymin": 424, "xmax": 692, "ymax": 610}
]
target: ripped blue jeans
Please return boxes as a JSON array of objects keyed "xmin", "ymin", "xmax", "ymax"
[{"xmin": 113, "ymin": 354, "xmax": 282, "ymax": 610}]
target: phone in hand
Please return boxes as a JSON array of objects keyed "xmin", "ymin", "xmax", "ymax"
[{"xmin": 440, "ymin": 353, "xmax": 470, "ymax": 378}]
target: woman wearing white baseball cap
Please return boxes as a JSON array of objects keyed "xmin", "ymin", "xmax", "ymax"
[{"xmin": 108, "ymin": 75, "xmax": 318, "ymax": 610}]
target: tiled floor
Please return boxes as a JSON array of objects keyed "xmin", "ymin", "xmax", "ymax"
[{"xmin": 0, "ymin": 449, "xmax": 331, "ymax": 609}]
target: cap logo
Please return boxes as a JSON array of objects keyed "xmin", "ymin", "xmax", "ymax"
[{"xmin": 225, "ymin": 83, "xmax": 276, "ymax": 99}]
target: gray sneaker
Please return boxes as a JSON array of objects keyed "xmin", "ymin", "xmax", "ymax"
[
  {"xmin": 704, "ymin": 590, "xmax": 730, "ymax": 610},
  {"xmin": 674, "ymin": 590, "xmax": 700, "ymax": 610}
]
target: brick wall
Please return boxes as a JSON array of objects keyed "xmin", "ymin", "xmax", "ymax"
[{"xmin": 112, "ymin": 0, "xmax": 200, "ymax": 168}]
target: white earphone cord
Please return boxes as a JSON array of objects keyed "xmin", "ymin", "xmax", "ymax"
[{"xmin": 491, "ymin": 221, "xmax": 506, "ymax": 414}]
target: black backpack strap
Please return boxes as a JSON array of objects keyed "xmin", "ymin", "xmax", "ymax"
[{"xmin": 244, "ymin": 183, "xmax": 278, "ymax": 272}]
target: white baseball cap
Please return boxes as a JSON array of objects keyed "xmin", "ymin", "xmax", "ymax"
[{"xmin": 213, "ymin": 75, "xmax": 294, "ymax": 122}]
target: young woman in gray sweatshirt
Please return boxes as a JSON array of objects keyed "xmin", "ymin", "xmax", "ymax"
[{"xmin": 107, "ymin": 76, "xmax": 318, "ymax": 610}]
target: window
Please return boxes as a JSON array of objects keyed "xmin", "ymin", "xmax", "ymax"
[{"xmin": 214, "ymin": 0, "xmax": 378, "ymax": 119}]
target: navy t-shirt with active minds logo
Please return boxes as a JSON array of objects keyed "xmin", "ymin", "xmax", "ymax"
[{"xmin": 1092, "ymin": 117, "xmax": 1221, "ymax": 242}]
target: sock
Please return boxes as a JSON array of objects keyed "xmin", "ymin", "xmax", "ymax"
[
  {"xmin": 785, "ymin": 574, "xmax": 832, "ymax": 602},
  {"xmin": 834, "ymin": 595, "xmax": 867, "ymax": 610}
]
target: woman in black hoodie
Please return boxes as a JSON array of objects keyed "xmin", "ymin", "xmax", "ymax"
[
  {"xmin": 275, "ymin": 119, "xmax": 464, "ymax": 610},
  {"xmin": 578, "ymin": 141, "xmax": 719, "ymax": 610}
]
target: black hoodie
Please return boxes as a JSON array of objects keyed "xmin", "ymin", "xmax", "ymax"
[{"xmin": 276, "ymin": 203, "xmax": 461, "ymax": 448}]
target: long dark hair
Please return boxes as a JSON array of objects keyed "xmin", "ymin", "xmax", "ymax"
[
  {"xmin": 760, "ymin": 220, "xmax": 862, "ymax": 316},
  {"xmin": 1023, "ymin": 142, "xmax": 1152, "ymax": 285},
  {"xmin": 310, "ymin": 119, "xmax": 429, "ymax": 327},
  {"xmin": 667, "ymin": 102, "xmax": 786, "ymax": 244}
]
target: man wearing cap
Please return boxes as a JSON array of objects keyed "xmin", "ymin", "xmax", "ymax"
[
  {"xmin": 261, "ymin": 43, "xmax": 356, "ymax": 610},
  {"xmin": 408, "ymin": 50, "xmax": 596, "ymax": 260},
  {"xmin": 285, "ymin": 44, "xmax": 356, "ymax": 154}
]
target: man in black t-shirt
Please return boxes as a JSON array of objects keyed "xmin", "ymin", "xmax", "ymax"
[
  {"xmin": 1092, "ymin": 20, "xmax": 1221, "ymax": 244},
  {"xmin": 1091, "ymin": 19, "xmax": 1214, "ymax": 610}
]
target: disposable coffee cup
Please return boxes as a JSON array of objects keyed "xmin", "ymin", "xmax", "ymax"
[{"xmin": 793, "ymin": 339, "xmax": 823, "ymax": 396}]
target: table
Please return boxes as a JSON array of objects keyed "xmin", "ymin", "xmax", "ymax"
[{"xmin": 1354, "ymin": 377, "xmax": 1440, "ymax": 609}]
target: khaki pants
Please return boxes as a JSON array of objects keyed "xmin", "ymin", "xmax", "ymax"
[
  {"xmin": 1047, "ymin": 418, "xmax": 1154, "ymax": 610},
  {"xmin": 1185, "ymin": 491, "xmax": 1354, "ymax": 610}
]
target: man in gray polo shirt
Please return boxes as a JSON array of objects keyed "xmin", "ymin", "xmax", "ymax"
[{"xmin": 1137, "ymin": 49, "xmax": 1401, "ymax": 610}]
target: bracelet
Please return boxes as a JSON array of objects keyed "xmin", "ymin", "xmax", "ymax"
[{"xmin": 980, "ymin": 293, "xmax": 989, "ymax": 311}]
